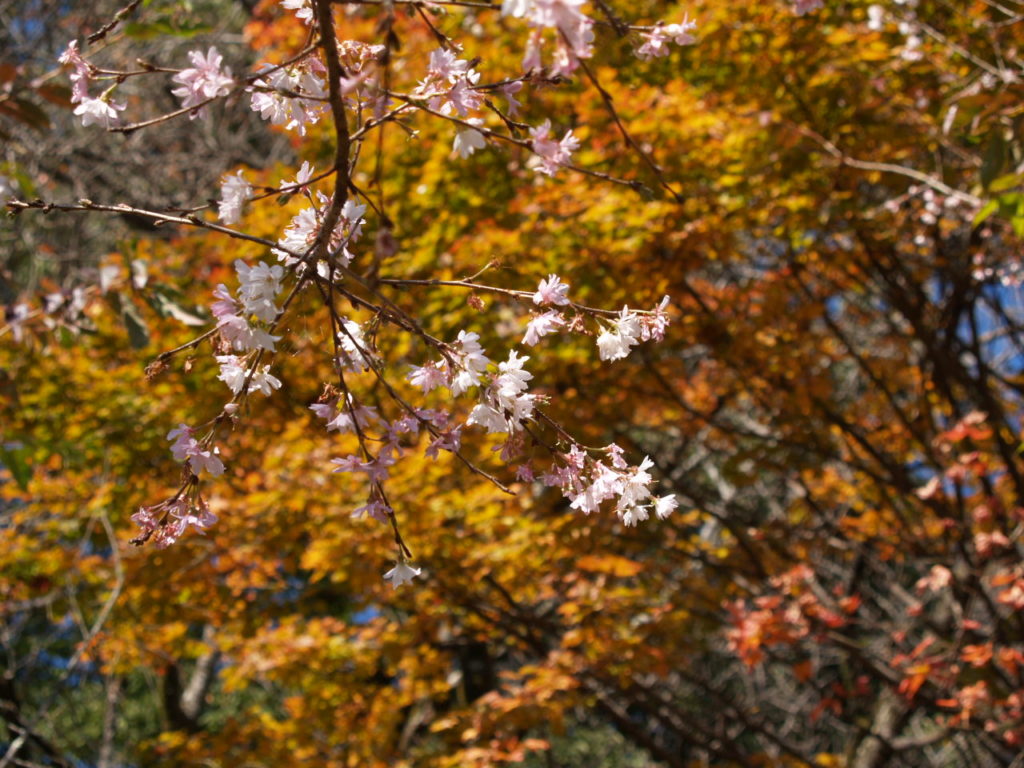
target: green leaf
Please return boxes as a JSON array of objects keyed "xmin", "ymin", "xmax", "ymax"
[
  {"xmin": 988, "ymin": 172, "xmax": 1023, "ymax": 194},
  {"xmin": 0, "ymin": 444, "xmax": 32, "ymax": 492},
  {"xmin": 147, "ymin": 288, "xmax": 207, "ymax": 326},
  {"xmin": 981, "ymin": 134, "xmax": 1008, "ymax": 189},
  {"xmin": 973, "ymin": 199, "xmax": 999, "ymax": 227},
  {"xmin": 122, "ymin": 299, "xmax": 150, "ymax": 348}
]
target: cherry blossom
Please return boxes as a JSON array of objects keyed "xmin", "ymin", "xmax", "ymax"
[
  {"xmin": 280, "ymin": 160, "xmax": 315, "ymax": 193},
  {"xmin": 654, "ymin": 494, "xmax": 678, "ymax": 520},
  {"xmin": 529, "ymin": 120, "xmax": 580, "ymax": 176},
  {"xmin": 417, "ymin": 49, "xmax": 484, "ymax": 118},
  {"xmin": 167, "ymin": 424, "xmax": 225, "ymax": 476},
  {"xmin": 383, "ymin": 561, "xmax": 422, "ymax": 589},
  {"xmin": 596, "ymin": 307, "xmax": 643, "ymax": 361},
  {"xmin": 407, "ymin": 363, "xmax": 448, "ymax": 393},
  {"xmin": 533, "ymin": 274, "xmax": 570, "ymax": 306},
  {"xmin": 640, "ymin": 295, "xmax": 671, "ymax": 342},
  {"xmin": 235, "ymin": 260, "xmax": 284, "ymax": 323},
  {"xmin": 73, "ymin": 96, "xmax": 125, "ymax": 128},
  {"xmin": 523, "ymin": 310, "xmax": 564, "ymax": 346},
  {"xmin": 43, "ymin": 0, "xmax": 685, "ymax": 585},
  {"xmin": 467, "ymin": 350, "xmax": 536, "ymax": 434},
  {"xmin": 331, "ymin": 454, "xmax": 393, "ymax": 484},
  {"xmin": 218, "ymin": 170, "xmax": 253, "ymax": 225},
  {"xmin": 6, "ymin": 304, "xmax": 29, "ymax": 344},
  {"xmin": 352, "ymin": 499, "xmax": 391, "ymax": 522},
  {"xmin": 310, "ymin": 396, "xmax": 378, "ymax": 433},
  {"xmin": 500, "ymin": 81, "xmax": 524, "ymax": 116},
  {"xmin": 58, "ymin": 41, "xmax": 91, "ymax": 104},
  {"xmin": 336, "ymin": 319, "xmax": 375, "ymax": 372},
  {"xmin": 274, "ymin": 193, "xmax": 366, "ymax": 268},
  {"xmin": 250, "ymin": 61, "xmax": 327, "ymax": 135},
  {"xmin": 453, "ymin": 119, "xmax": 487, "ymax": 158},
  {"xmin": 171, "ymin": 47, "xmax": 234, "ymax": 118},
  {"xmin": 448, "ymin": 331, "xmax": 492, "ymax": 396},
  {"xmin": 867, "ymin": 4, "xmax": 885, "ymax": 30},
  {"xmin": 280, "ymin": 0, "xmax": 315, "ymax": 25},
  {"xmin": 215, "ymin": 355, "xmax": 282, "ymax": 396},
  {"xmin": 636, "ymin": 16, "xmax": 698, "ymax": 60},
  {"xmin": 425, "ymin": 426, "xmax": 463, "ymax": 459},
  {"xmin": 210, "ymin": 284, "xmax": 280, "ymax": 352},
  {"xmin": 503, "ymin": 0, "xmax": 594, "ymax": 75}
]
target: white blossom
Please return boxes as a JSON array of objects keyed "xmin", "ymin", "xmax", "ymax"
[
  {"xmin": 453, "ymin": 119, "xmax": 487, "ymax": 158},
  {"xmin": 218, "ymin": 171, "xmax": 253, "ymax": 225},
  {"xmin": 383, "ymin": 561, "xmax": 422, "ymax": 589}
]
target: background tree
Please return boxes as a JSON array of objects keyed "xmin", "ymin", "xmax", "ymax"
[{"xmin": 3, "ymin": 1, "xmax": 1024, "ymax": 767}]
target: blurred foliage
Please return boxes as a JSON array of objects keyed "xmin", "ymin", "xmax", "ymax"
[{"xmin": 3, "ymin": 0, "xmax": 1024, "ymax": 767}]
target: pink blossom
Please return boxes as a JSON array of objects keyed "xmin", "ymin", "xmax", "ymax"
[
  {"xmin": 533, "ymin": 274, "xmax": 570, "ymax": 306},
  {"xmin": 523, "ymin": 310, "xmax": 564, "ymax": 345},
  {"xmin": 235, "ymin": 260, "xmax": 283, "ymax": 323},
  {"xmin": 408, "ymin": 363, "xmax": 448, "ymax": 392},
  {"xmin": 597, "ymin": 307, "xmax": 643, "ymax": 361},
  {"xmin": 605, "ymin": 443, "xmax": 628, "ymax": 469},
  {"xmin": 425, "ymin": 427, "xmax": 463, "ymax": 459},
  {"xmin": 516, "ymin": 464, "xmax": 535, "ymax": 482},
  {"xmin": 636, "ymin": 16, "xmax": 697, "ymax": 60},
  {"xmin": 434, "ymin": 76, "xmax": 484, "ymax": 118},
  {"xmin": 503, "ymin": 0, "xmax": 594, "ymax": 74},
  {"xmin": 500, "ymin": 81, "xmax": 524, "ymax": 116},
  {"xmin": 215, "ymin": 355, "xmax": 282, "ymax": 396},
  {"xmin": 216, "ymin": 312, "xmax": 280, "ymax": 352},
  {"xmin": 167, "ymin": 424, "xmax": 225, "ymax": 476},
  {"xmin": 792, "ymin": 0, "xmax": 824, "ymax": 15},
  {"xmin": 331, "ymin": 454, "xmax": 392, "ymax": 483},
  {"xmin": 250, "ymin": 62, "xmax": 327, "ymax": 135},
  {"xmin": 280, "ymin": 161, "xmax": 315, "ymax": 192},
  {"xmin": 914, "ymin": 565, "xmax": 953, "ymax": 594},
  {"xmin": 6, "ymin": 304, "xmax": 29, "ymax": 344},
  {"xmin": 59, "ymin": 41, "xmax": 91, "ymax": 104},
  {"xmin": 310, "ymin": 396, "xmax": 378, "ymax": 433},
  {"xmin": 640, "ymin": 295, "xmax": 671, "ymax": 342},
  {"xmin": 172, "ymin": 47, "xmax": 234, "ymax": 117},
  {"xmin": 426, "ymin": 48, "xmax": 473, "ymax": 83},
  {"xmin": 353, "ymin": 499, "xmax": 390, "ymax": 522},
  {"xmin": 530, "ymin": 120, "xmax": 580, "ymax": 176}
]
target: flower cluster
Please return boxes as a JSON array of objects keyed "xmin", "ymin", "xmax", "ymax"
[
  {"xmin": 466, "ymin": 350, "xmax": 536, "ymax": 436},
  {"xmin": 171, "ymin": 47, "xmax": 234, "ymax": 118},
  {"xmin": 250, "ymin": 60, "xmax": 328, "ymax": 135},
  {"xmin": 274, "ymin": 194, "xmax": 367, "ymax": 271},
  {"xmin": 46, "ymin": 2, "xmax": 683, "ymax": 588},
  {"xmin": 418, "ymin": 48, "xmax": 484, "ymax": 118},
  {"xmin": 60, "ymin": 40, "xmax": 125, "ymax": 128},
  {"xmin": 503, "ymin": 0, "xmax": 594, "ymax": 76},
  {"xmin": 167, "ymin": 423, "xmax": 225, "ymax": 476},
  {"xmin": 216, "ymin": 355, "xmax": 282, "ymax": 396},
  {"xmin": 541, "ymin": 444, "xmax": 677, "ymax": 526},
  {"xmin": 131, "ymin": 494, "xmax": 217, "ymax": 549},
  {"xmin": 636, "ymin": 17, "xmax": 698, "ymax": 60},
  {"xmin": 210, "ymin": 260, "xmax": 284, "ymax": 352}
]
